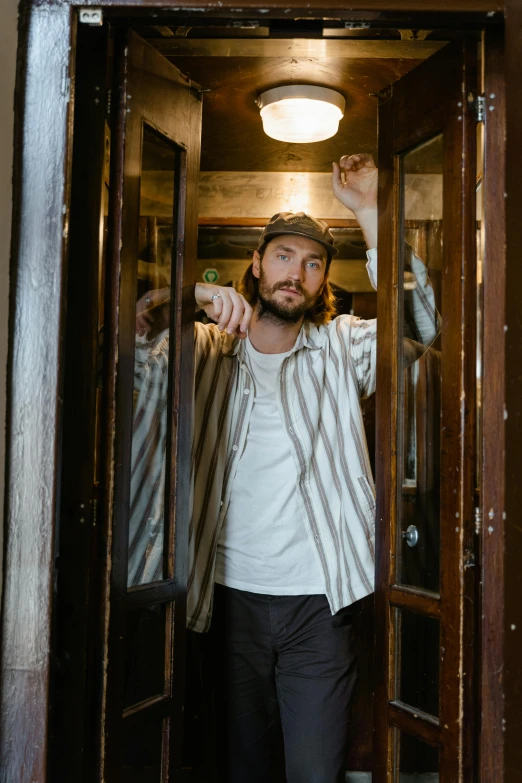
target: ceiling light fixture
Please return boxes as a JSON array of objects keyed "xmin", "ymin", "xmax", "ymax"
[{"xmin": 256, "ymin": 85, "xmax": 346, "ymax": 144}]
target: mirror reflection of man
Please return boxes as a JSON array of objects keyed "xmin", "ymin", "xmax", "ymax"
[{"xmin": 133, "ymin": 154, "xmax": 437, "ymax": 782}]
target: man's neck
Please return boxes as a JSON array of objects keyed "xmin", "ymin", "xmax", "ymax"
[{"xmin": 247, "ymin": 305, "xmax": 303, "ymax": 355}]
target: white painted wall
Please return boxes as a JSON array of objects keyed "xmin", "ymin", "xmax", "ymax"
[{"xmin": 0, "ymin": 0, "xmax": 18, "ymax": 597}]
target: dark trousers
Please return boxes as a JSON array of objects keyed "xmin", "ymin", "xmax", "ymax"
[{"xmin": 209, "ymin": 584, "xmax": 357, "ymax": 783}]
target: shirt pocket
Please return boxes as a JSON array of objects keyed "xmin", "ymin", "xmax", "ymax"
[{"xmin": 355, "ymin": 475, "xmax": 376, "ymax": 532}]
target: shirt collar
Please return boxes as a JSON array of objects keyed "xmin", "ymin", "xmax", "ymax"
[{"xmin": 222, "ymin": 320, "xmax": 324, "ymax": 359}]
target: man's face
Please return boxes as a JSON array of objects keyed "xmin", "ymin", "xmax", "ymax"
[{"xmin": 252, "ymin": 234, "xmax": 328, "ymax": 323}]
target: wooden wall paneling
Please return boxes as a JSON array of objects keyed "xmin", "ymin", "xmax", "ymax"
[
  {"xmin": 479, "ymin": 27, "xmax": 505, "ymax": 783},
  {"xmin": 502, "ymin": 0, "xmax": 522, "ymax": 778},
  {"xmin": 0, "ymin": 5, "xmax": 75, "ymax": 783}
]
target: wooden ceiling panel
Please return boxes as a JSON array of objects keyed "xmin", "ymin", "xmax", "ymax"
[{"xmin": 166, "ymin": 54, "xmax": 425, "ymax": 171}]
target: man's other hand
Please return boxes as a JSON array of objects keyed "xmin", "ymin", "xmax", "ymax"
[{"xmin": 195, "ymin": 283, "xmax": 253, "ymax": 338}]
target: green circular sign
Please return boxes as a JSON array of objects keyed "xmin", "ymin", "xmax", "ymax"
[{"xmin": 203, "ymin": 268, "xmax": 219, "ymax": 284}]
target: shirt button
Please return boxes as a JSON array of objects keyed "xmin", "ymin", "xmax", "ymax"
[
  {"xmin": 232, "ymin": 445, "xmax": 238, "ymax": 452},
  {"xmin": 244, "ymin": 389, "xmax": 250, "ymax": 395},
  {"xmin": 220, "ymin": 501, "xmax": 224, "ymax": 507},
  {"xmin": 289, "ymin": 427, "xmax": 294, "ymax": 435}
]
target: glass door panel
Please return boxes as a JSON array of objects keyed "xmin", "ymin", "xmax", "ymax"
[
  {"xmin": 129, "ymin": 124, "xmax": 180, "ymax": 587},
  {"xmin": 397, "ymin": 135, "xmax": 443, "ymax": 595},
  {"xmin": 393, "ymin": 729, "xmax": 440, "ymax": 782},
  {"xmin": 123, "ymin": 603, "xmax": 171, "ymax": 709},
  {"xmin": 395, "ymin": 608, "xmax": 439, "ymax": 718},
  {"xmin": 122, "ymin": 715, "xmax": 166, "ymax": 783}
]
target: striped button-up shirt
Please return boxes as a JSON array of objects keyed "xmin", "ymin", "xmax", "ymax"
[{"xmin": 130, "ymin": 247, "xmax": 437, "ymax": 633}]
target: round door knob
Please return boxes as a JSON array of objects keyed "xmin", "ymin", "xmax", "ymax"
[{"xmin": 401, "ymin": 524, "xmax": 419, "ymax": 548}]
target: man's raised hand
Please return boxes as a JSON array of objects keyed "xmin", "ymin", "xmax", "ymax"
[
  {"xmin": 332, "ymin": 153, "xmax": 378, "ymax": 216},
  {"xmin": 332, "ymin": 153, "xmax": 378, "ymax": 249}
]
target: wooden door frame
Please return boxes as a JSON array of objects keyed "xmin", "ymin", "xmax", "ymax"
[
  {"xmin": 0, "ymin": 2, "xmax": 516, "ymax": 782},
  {"xmin": 374, "ymin": 39, "xmax": 478, "ymax": 781}
]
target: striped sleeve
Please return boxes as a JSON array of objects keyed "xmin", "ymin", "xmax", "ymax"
[
  {"xmin": 366, "ymin": 244, "xmax": 439, "ymax": 345},
  {"xmin": 333, "ymin": 244, "xmax": 438, "ymax": 400},
  {"xmin": 128, "ymin": 335, "xmax": 170, "ymax": 586},
  {"xmin": 331, "ymin": 315, "xmax": 377, "ymax": 400}
]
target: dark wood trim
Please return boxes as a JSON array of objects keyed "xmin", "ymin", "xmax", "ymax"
[
  {"xmin": 373, "ymin": 94, "xmax": 397, "ymax": 783},
  {"xmin": 374, "ymin": 39, "xmax": 479, "ymax": 782},
  {"xmin": 168, "ymin": 62, "xmax": 201, "ymax": 783},
  {"xmin": 78, "ymin": 1, "xmax": 503, "ymax": 12},
  {"xmin": 388, "ymin": 586, "xmax": 441, "ymax": 617},
  {"xmin": 479, "ymin": 28, "xmax": 506, "ymax": 783},
  {"xmin": 388, "ymin": 702, "xmax": 441, "ymax": 745},
  {"xmin": 198, "ymin": 217, "xmax": 361, "ymax": 228},
  {"xmin": 197, "ymin": 218, "xmax": 434, "ymax": 229},
  {"xmin": 48, "ymin": 22, "xmax": 109, "ymax": 783},
  {"xmin": 126, "ymin": 580, "xmax": 178, "ymax": 608},
  {"xmin": 458, "ymin": 42, "xmax": 479, "ymax": 781},
  {"xmin": 98, "ymin": 23, "xmax": 130, "ymax": 778},
  {"xmin": 0, "ymin": 6, "xmax": 75, "ymax": 783},
  {"xmin": 123, "ymin": 693, "xmax": 171, "ymax": 720},
  {"xmin": 437, "ymin": 40, "xmax": 477, "ymax": 781},
  {"xmin": 502, "ymin": 1, "xmax": 522, "ymax": 779}
]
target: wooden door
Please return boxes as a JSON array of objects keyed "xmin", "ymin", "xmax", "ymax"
[
  {"xmin": 374, "ymin": 40, "xmax": 478, "ymax": 782},
  {"xmin": 99, "ymin": 28, "xmax": 201, "ymax": 781}
]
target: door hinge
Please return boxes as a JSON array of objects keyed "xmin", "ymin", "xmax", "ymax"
[
  {"xmin": 470, "ymin": 93, "xmax": 485, "ymax": 123},
  {"xmin": 61, "ymin": 64, "xmax": 71, "ymax": 103},
  {"xmin": 79, "ymin": 8, "xmax": 103, "ymax": 25},
  {"xmin": 474, "ymin": 506, "xmax": 482, "ymax": 535},
  {"xmin": 370, "ymin": 85, "xmax": 392, "ymax": 104}
]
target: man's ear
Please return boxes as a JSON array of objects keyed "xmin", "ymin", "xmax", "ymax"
[{"xmin": 252, "ymin": 250, "xmax": 261, "ymax": 279}]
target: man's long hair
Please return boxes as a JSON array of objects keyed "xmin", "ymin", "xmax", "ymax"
[{"xmin": 239, "ymin": 244, "xmax": 337, "ymax": 326}]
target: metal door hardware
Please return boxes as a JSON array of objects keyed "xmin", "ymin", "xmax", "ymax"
[
  {"xmin": 402, "ymin": 525, "xmax": 419, "ymax": 548},
  {"xmin": 79, "ymin": 8, "xmax": 103, "ymax": 25}
]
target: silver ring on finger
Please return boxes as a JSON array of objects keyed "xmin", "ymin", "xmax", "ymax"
[{"xmin": 211, "ymin": 293, "xmax": 222, "ymax": 302}]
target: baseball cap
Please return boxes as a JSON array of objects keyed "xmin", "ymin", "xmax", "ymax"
[{"xmin": 257, "ymin": 212, "xmax": 338, "ymax": 258}]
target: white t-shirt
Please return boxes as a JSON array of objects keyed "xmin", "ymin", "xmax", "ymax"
[{"xmin": 214, "ymin": 337, "xmax": 325, "ymax": 595}]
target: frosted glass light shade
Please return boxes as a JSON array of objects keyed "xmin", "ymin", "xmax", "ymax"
[{"xmin": 257, "ymin": 85, "xmax": 345, "ymax": 143}]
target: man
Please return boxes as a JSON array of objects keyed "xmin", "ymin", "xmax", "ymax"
[{"xmin": 133, "ymin": 153, "xmax": 437, "ymax": 782}]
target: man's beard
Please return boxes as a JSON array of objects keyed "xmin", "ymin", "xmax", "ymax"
[{"xmin": 257, "ymin": 267, "xmax": 318, "ymax": 324}]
